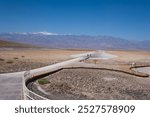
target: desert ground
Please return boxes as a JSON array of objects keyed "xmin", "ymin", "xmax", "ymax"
[
  {"xmin": 1, "ymin": 49, "xmax": 150, "ymax": 73},
  {"xmin": 18, "ymin": 49, "xmax": 150, "ymax": 100},
  {"xmin": 31, "ymin": 68, "xmax": 150, "ymax": 100},
  {"xmin": 1, "ymin": 48, "xmax": 150, "ymax": 100},
  {"xmin": 0, "ymin": 49, "xmax": 89, "ymax": 73}
]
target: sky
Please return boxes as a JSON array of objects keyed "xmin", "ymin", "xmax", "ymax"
[{"xmin": 0, "ymin": 0, "xmax": 150, "ymax": 41}]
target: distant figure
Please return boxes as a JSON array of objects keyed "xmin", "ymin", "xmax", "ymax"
[
  {"xmin": 131, "ymin": 62, "xmax": 136, "ymax": 67},
  {"xmin": 24, "ymin": 70, "xmax": 31, "ymax": 79}
]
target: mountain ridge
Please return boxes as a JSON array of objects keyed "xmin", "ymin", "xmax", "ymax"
[
  {"xmin": 0, "ymin": 39, "xmax": 38, "ymax": 48},
  {"xmin": 0, "ymin": 32, "xmax": 149, "ymax": 50}
]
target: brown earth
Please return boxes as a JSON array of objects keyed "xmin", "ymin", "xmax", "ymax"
[
  {"xmin": 1, "ymin": 48, "xmax": 150, "ymax": 100},
  {"xmin": 26, "ymin": 50, "xmax": 150, "ymax": 100},
  {"xmin": 84, "ymin": 50, "xmax": 150, "ymax": 76},
  {"xmin": 0, "ymin": 49, "xmax": 89, "ymax": 73},
  {"xmin": 32, "ymin": 68, "xmax": 150, "ymax": 100}
]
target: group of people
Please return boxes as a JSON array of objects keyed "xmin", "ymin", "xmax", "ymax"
[{"xmin": 86, "ymin": 54, "xmax": 92, "ymax": 58}]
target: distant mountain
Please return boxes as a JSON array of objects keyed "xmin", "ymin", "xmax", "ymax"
[
  {"xmin": 0, "ymin": 39, "xmax": 38, "ymax": 48},
  {"xmin": 137, "ymin": 40, "xmax": 150, "ymax": 50},
  {"xmin": 0, "ymin": 32, "xmax": 149, "ymax": 50}
]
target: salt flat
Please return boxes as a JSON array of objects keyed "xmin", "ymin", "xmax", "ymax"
[{"xmin": 1, "ymin": 49, "xmax": 150, "ymax": 100}]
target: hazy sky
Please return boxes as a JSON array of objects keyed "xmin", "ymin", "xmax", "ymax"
[{"xmin": 0, "ymin": 0, "xmax": 150, "ymax": 41}]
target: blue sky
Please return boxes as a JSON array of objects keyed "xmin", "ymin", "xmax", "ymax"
[{"xmin": 0, "ymin": 0, "xmax": 150, "ymax": 41}]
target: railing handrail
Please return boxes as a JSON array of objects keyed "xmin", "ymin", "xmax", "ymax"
[
  {"xmin": 22, "ymin": 71, "xmax": 49, "ymax": 100},
  {"xmin": 22, "ymin": 56, "xmax": 89, "ymax": 100}
]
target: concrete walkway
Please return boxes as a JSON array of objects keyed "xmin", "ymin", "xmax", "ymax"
[
  {"xmin": 0, "ymin": 56, "xmax": 87, "ymax": 100},
  {"xmin": 0, "ymin": 72, "xmax": 24, "ymax": 100},
  {"xmin": 1, "ymin": 51, "xmax": 119, "ymax": 100}
]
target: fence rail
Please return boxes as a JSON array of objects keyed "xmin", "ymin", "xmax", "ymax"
[
  {"xmin": 22, "ymin": 56, "xmax": 89, "ymax": 100},
  {"xmin": 22, "ymin": 71, "xmax": 49, "ymax": 100}
]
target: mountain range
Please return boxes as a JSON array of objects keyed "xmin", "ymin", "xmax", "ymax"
[
  {"xmin": 0, "ymin": 39, "xmax": 36, "ymax": 48},
  {"xmin": 0, "ymin": 32, "xmax": 149, "ymax": 50}
]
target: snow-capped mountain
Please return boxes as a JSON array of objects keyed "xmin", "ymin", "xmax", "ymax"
[
  {"xmin": 0, "ymin": 32, "xmax": 149, "ymax": 50},
  {"xmin": 7, "ymin": 32, "xmax": 58, "ymax": 35},
  {"xmin": 31, "ymin": 32, "xmax": 58, "ymax": 35}
]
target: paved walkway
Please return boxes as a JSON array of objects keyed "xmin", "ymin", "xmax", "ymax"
[
  {"xmin": 0, "ymin": 72, "xmax": 24, "ymax": 100},
  {"xmin": 0, "ymin": 56, "xmax": 87, "ymax": 100}
]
